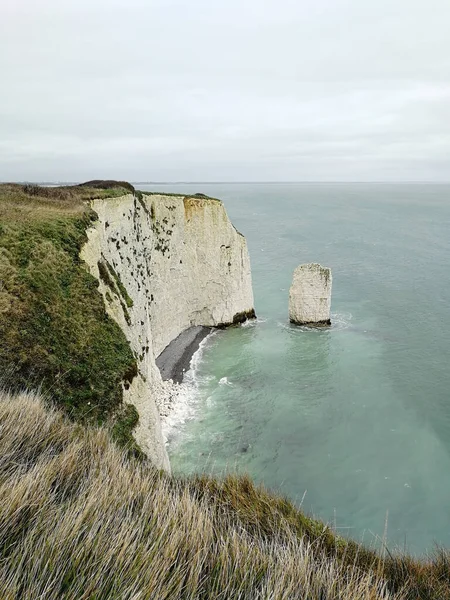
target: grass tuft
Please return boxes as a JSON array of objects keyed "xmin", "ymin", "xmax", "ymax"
[{"xmin": 0, "ymin": 389, "xmax": 422, "ymax": 600}]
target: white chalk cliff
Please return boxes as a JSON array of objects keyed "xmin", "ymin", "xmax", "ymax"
[
  {"xmin": 80, "ymin": 192, "xmax": 254, "ymax": 471},
  {"xmin": 289, "ymin": 263, "xmax": 332, "ymax": 325}
]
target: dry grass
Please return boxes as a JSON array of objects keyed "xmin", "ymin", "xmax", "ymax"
[
  {"xmin": 0, "ymin": 389, "xmax": 414, "ymax": 600},
  {"xmin": 0, "ymin": 182, "xmax": 130, "ymax": 223}
]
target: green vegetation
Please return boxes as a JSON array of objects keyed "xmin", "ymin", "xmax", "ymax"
[
  {"xmin": 140, "ymin": 190, "xmax": 222, "ymax": 202},
  {"xmin": 97, "ymin": 257, "xmax": 134, "ymax": 324},
  {"xmin": 110, "ymin": 402, "xmax": 144, "ymax": 460},
  {"xmin": 105, "ymin": 259, "xmax": 134, "ymax": 308},
  {"xmin": 0, "ymin": 182, "xmax": 137, "ymax": 441},
  {"xmin": 97, "ymin": 258, "xmax": 117, "ymax": 290},
  {"xmin": 80, "ymin": 179, "xmax": 135, "ymax": 194}
]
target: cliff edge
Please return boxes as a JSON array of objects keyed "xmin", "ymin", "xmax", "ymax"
[
  {"xmin": 80, "ymin": 190, "xmax": 255, "ymax": 470},
  {"xmin": 0, "ymin": 182, "xmax": 254, "ymax": 472}
]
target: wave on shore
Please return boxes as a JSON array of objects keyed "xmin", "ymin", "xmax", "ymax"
[
  {"xmin": 277, "ymin": 312, "xmax": 353, "ymax": 333},
  {"xmin": 160, "ymin": 331, "xmax": 217, "ymax": 445}
]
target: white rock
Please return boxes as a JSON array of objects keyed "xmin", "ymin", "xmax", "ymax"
[
  {"xmin": 289, "ymin": 263, "xmax": 332, "ymax": 325},
  {"xmin": 80, "ymin": 192, "xmax": 255, "ymax": 470}
]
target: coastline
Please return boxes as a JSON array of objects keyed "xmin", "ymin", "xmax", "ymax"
[
  {"xmin": 156, "ymin": 326, "xmax": 212, "ymax": 384},
  {"xmin": 154, "ymin": 326, "xmax": 213, "ymax": 441}
]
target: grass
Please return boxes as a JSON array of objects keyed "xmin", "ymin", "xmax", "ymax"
[
  {"xmin": 110, "ymin": 402, "xmax": 143, "ymax": 459},
  {"xmin": 0, "ymin": 390, "xmax": 420, "ymax": 600},
  {"xmin": 2, "ymin": 391, "xmax": 450, "ymax": 599},
  {"xmin": 0, "ymin": 182, "xmax": 137, "ymax": 442},
  {"xmin": 97, "ymin": 258, "xmax": 133, "ymax": 324},
  {"xmin": 104, "ymin": 259, "xmax": 134, "ymax": 308}
]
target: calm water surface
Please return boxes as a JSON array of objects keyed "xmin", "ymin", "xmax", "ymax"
[{"xmin": 141, "ymin": 183, "xmax": 450, "ymax": 554}]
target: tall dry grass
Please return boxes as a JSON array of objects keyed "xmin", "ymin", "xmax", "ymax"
[{"xmin": 0, "ymin": 389, "xmax": 405, "ymax": 600}]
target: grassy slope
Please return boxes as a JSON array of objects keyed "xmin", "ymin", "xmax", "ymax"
[
  {"xmin": 0, "ymin": 391, "xmax": 404, "ymax": 600},
  {"xmin": 3, "ymin": 390, "xmax": 450, "ymax": 599},
  {"xmin": 0, "ymin": 182, "xmax": 139, "ymax": 451}
]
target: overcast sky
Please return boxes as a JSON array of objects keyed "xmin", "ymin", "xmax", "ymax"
[{"xmin": 1, "ymin": 0, "xmax": 450, "ymax": 182}]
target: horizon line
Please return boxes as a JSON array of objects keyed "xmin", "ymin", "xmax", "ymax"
[
  {"xmin": 4, "ymin": 180, "xmax": 450, "ymax": 185},
  {"xmin": 132, "ymin": 180, "xmax": 450, "ymax": 185}
]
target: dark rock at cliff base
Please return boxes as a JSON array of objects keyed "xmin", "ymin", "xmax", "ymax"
[
  {"xmin": 289, "ymin": 319, "xmax": 332, "ymax": 327},
  {"xmin": 216, "ymin": 309, "xmax": 257, "ymax": 329}
]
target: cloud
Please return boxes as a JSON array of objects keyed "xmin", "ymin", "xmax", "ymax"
[{"xmin": 1, "ymin": 0, "xmax": 450, "ymax": 181}]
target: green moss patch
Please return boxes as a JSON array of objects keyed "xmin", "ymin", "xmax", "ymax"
[
  {"xmin": 105, "ymin": 260, "xmax": 134, "ymax": 308},
  {"xmin": 110, "ymin": 403, "xmax": 145, "ymax": 460}
]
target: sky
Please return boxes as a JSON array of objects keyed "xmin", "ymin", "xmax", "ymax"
[{"xmin": 1, "ymin": 0, "xmax": 450, "ymax": 182}]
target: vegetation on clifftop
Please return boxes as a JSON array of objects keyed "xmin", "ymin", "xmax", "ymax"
[{"xmin": 0, "ymin": 182, "xmax": 138, "ymax": 445}]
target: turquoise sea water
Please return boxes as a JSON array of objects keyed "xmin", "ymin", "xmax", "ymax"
[{"xmin": 142, "ymin": 183, "xmax": 450, "ymax": 554}]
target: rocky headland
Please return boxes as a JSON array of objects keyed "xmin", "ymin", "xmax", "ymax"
[{"xmin": 80, "ymin": 188, "xmax": 255, "ymax": 470}]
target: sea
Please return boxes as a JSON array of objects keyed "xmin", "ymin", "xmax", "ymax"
[{"xmin": 140, "ymin": 182, "xmax": 450, "ymax": 555}]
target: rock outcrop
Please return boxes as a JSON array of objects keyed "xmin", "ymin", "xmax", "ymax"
[
  {"xmin": 80, "ymin": 192, "xmax": 255, "ymax": 470},
  {"xmin": 289, "ymin": 263, "xmax": 332, "ymax": 326}
]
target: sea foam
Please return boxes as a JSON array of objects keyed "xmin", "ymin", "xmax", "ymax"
[{"xmin": 161, "ymin": 331, "xmax": 217, "ymax": 445}]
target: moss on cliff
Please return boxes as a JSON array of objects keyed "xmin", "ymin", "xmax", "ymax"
[
  {"xmin": 97, "ymin": 259, "xmax": 133, "ymax": 325},
  {"xmin": 0, "ymin": 183, "xmax": 138, "ymax": 441}
]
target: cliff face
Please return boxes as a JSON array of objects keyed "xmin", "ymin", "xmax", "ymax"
[{"xmin": 80, "ymin": 192, "xmax": 254, "ymax": 470}]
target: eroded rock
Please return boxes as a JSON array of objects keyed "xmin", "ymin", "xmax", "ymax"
[
  {"xmin": 289, "ymin": 263, "xmax": 332, "ymax": 326},
  {"xmin": 81, "ymin": 192, "xmax": 255, "ymax": 470}
]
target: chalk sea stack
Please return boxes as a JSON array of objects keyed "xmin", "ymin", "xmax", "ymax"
[{"xmin": 289, "ymin": 263, "xmax": 332, "ymax": 326}]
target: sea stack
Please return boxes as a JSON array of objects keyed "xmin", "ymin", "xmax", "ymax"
[{"xmin": 289, "ymin": 263, "xmax": 332, "ymax": 326}]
